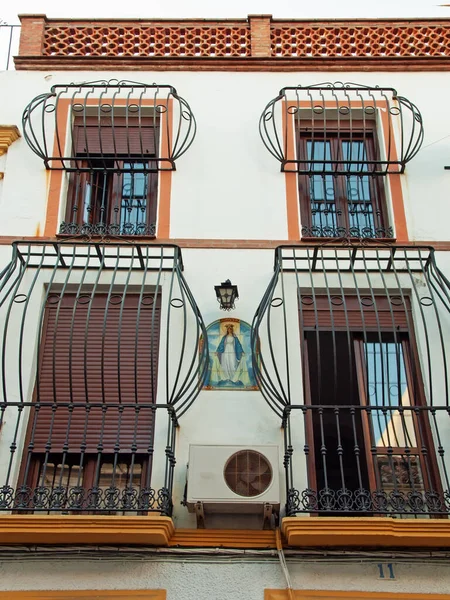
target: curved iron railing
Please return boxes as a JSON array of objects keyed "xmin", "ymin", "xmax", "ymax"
[
  {"xmin": 259, "ymin": 82, "xmax": 424, "ymax": 175},
  {"xmin": 0, "ymin": 241, "xmax": 208, "ymax": 514},
  {"xmin": 22, "ymin": 80, "xmax": 197, "ymax": 171},
  {"xmin": 252, "ymin": 243, "xmax": 450, "ymax": 516}
]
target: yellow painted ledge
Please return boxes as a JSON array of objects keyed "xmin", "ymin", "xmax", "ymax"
[
  {"xmin": 169, "ymin": 528, "xmax": 276, "ymax": 548},
  {"xmin": 0, "ymin": 593, "xmax": 165, "ymax": 600},
  {"xmin": 0, "ymin": 515, "xmax": 174, "ymax": 546},
  {"xmin": 0, "ymin": 125, "xmax": 20, "ymax": 156},
  {"xmin": 282, "ymin": 516, "xmax": 450, "ymax": 548},
  {"xmin": 265, "ymin": 591, "xmax": 450, "ymax": 600}
]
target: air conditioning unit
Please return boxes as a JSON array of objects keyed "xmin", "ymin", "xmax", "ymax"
[{"xmin": 186, "ymin": 445, "xmax": 280, "ymax": 514}]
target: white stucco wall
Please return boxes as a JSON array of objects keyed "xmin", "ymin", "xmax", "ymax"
[
  {"xmin": 1, "ymin": 62, "xmax": 450, "ymax": 600},
  {"xmin": 0, "ymin": 69, "xmax": 450, "ymax": 241},
  {"xmin": 1, "ymin": 554, "xmax": 450, "ymax": 599}
]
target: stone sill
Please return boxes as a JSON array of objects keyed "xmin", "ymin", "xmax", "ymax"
[
  {"xmin": 0, "ymin": 515, "xmax": 174, "ymax": 546},
  {"xmin": 282, "ymin": 516, "xmax": 450, "ymax": 548},
  {"xmin": 265, "ymin": 592, "xmax": 450, "ymax": 600}
]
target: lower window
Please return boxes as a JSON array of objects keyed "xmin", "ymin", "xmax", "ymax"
[
  {"xmin": 16, "ymin": 291, "xmax": 160, "ymax": 514},
  {"xmin": 301, "ymin": 295, "xmax": 441, "ymax": 514}
]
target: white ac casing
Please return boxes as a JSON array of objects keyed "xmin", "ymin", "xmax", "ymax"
[{"xmin": 186, "ymin": 445, "xmax": 280, "ymax": 513}]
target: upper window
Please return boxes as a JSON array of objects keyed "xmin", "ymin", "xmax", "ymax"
[
  {"xmin": 259, "ymin": 82, "xmax": 424, "ymax": 240},
  {"xmin": 61, "ymin": 116, "xmax": 159, "ymax": 236},
  {"xmin": 297, "ymin": 124, "xmax": 391, "ymax": 238},
  {"xmin": 21, "ymin": 80, "xmax": 197, "ymax": 237}
]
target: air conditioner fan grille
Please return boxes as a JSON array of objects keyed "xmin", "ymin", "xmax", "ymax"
[{"xmin": 223, "ymin": 450, "xmax": 272, "ymax": 498}]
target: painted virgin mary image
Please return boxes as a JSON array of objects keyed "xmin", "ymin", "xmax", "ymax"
[
  {"xmin": 216, "ymin": 324, "xmax": 244, "ymax": 384},
  {"xmin": 202, "ymin": 319, "xmax": 257, "ymax": 390}
]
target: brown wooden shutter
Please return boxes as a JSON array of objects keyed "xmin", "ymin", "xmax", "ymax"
[
  {"xmin": 74, "ymin": 117, "xmax": 158, "ymax": 155},
  {"xmin": 33, "ymin": 293, "xmax": 161, "ymax": 453},
  {"xmin": 299, "ymin": 295, "xmax": 410, "ymax": 330}
]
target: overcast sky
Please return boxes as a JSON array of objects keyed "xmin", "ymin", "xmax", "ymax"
[{"xmin": 2, "ymin": 0, "xmax": 450, "ymax": 23}]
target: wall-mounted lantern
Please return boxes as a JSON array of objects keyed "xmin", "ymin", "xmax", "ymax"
[{"xmin": 214, "ymin": 280, "xmax": 239, "ymax": 311}]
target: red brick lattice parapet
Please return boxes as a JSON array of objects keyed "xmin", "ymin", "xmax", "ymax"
[
  {"xmin": 43, "ymin": 24, "xmax": 251, "ymax": 58},
  {"xmin": 271, "ymin": 23, "xmax": 450, "ymax": 58},
  {"xmin": 15, "ymin": 14, "xmax": 450, "ymax": 70}
]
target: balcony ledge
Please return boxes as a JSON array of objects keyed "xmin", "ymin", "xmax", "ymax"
[
  {"xmin": 282, "ymin": 517, "xmax": 450, "ymax": 548},
  {"xmin": 0, "ymin": 515, "xmax": 174, "ymax": 546},
  {"xmin": 0, "ymin": 125, "xmax": 20, "ymax": 156}
]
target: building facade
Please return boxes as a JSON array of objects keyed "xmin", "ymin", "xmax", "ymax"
[{"xmin": 0, "ymin": 12, "xmax": 450, "ymax": 600}]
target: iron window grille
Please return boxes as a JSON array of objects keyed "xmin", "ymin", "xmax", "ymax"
[
  {"xmin": 60, "ymin": 160, "xmax": 159, "ymax": 237},
  {"xmin": 0, "ymin": 241, "xmax": 208, "ymax": 514},
  {"xmin": 297, "ymin": 124, "xmax": 392, "ymax": 239},
  {"xmin": 22, "ymin": 80, "xmax": 196, "ymax": 172},
  {"xmin": 252, "ymin": 244, "xmax": 450, "ymax": 517},
  {"xmin": 259, "ymin": 83, "xmax": 424, "ymax": 175},
  {"xmin": 259, "ymin": 83, "xmax": 423, "ymax": 239},
  {"xmin": 22, "ymin": 80, "xmax": 196, "ymax": 237}
]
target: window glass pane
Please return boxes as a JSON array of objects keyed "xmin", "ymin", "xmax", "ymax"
[
  {"xmin": 307, "ymin": 141, "xmax": 337, "ymax": 231},
  {"xmin": 98, "ymin": 461, "xmax": 142, "ymax": 491},
  {"xmin": 82, "ymin": 171, "xmax": 110, "ymax": 225},
  {"xmin": 376, "ymin": 455, "xmax": 424, "ymax": 491},
  {"xmin": 343, "ymin": 140, "xmax": 368, "ymax": 172},
  {"xmin": 40, "ymin": 461, "xmax": 83, "ymax": 489},
  {"xmin": 343, "ymin": 141, "xmax": 375, "ymax": 232},
  {"xmin": 120, "ymin": 162, "xmax": 148, "ymax": 231},
  {"xmin": 83, "ymin": 181, "xmax": 92, "ymax": 224},
  {"xmin": 365, "ymin": 341, "xmax": 416, "ymax": 449},
  {"xmin": 122, "ymin": 162, "xmax": 147, "ymax": 198},
  {"xmin": 307, "ymin": 140, "xmax": 332, "ymax": 170}
]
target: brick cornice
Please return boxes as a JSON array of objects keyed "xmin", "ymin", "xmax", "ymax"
[
  {"xmin": 0, "ymin": 126, "xmax": 20, "ymax": 156},
  {"xmin": 14, "ymin": 56, "xmax": 450, "ymax": 72}
]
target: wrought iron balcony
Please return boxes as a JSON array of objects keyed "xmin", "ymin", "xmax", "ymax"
[
  {"xmin": 259, "ymin": 82, "xmax": 424, "ymax": 175},
  {"xmin": 252, "ymin": 244, "xmax": 450, "ymax": 516},
  {"xmin": 22, "ymin": 80, "xmax": 196, "ymax": 171},
  {"xmin": 0, "ymin": 241, "xmax": 208, "ymax": 514}
]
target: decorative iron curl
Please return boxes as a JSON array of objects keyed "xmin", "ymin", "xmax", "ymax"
[
  {"xmin": 0, "ymin": 484, "xmax": 166, "ymax": 512},
  {"xmin": 301, "ymin": 225, "xmax": 394, "ymax": 239},
  {"xmin": 287, "ymin": 486, "xmax": 450, "ymax": 515},
  {"xmin": 22, "ymin": 80, "xmax": 197, "ymax": 171},
  {"xmin": 259, "ymin": 82, "xmax": 424, "ymax": 175},
  {"xmin": 59, "ymin": 221, "xmax": 156, "ymax": 237}
]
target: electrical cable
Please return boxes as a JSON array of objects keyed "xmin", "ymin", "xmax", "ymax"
[{"xmin": 276, "ymin": 528, "xmax": 295, "ymax": 600}]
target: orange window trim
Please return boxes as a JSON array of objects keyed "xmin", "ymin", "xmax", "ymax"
[
  {"xmin": 44, "ymin": 98, "xmax": 173, "ymax": 238},
  {"xmin": 157, "ymin": 98, "xmax": 173, "ymax": 239},
  {"xmin": 283, "ymin": 99, "xmax": 408, "ymax": 242},
  {"xmin": 0, "ymin": 593, "xmax": 165, "ymax": 600},
  {"xmin": 282, "ymin": 100, "xmax": 301, "ymax": 240},
  {"xmin": 265, "ymin": 592, "xmax": 450, "ymax": 600}
]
